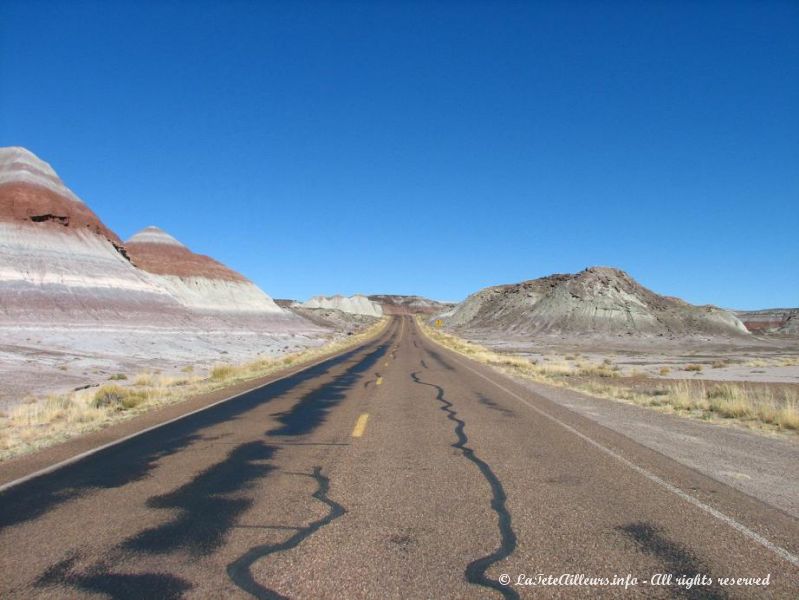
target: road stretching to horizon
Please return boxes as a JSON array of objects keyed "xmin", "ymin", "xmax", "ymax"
[{"xmin": 1, "ymin": 316, "xmax": 797, "ymax": 598}]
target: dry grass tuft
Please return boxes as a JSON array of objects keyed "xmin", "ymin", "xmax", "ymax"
[
  {"xmin": 93, "ymin": 385, "xmax": 148, "ymax": 410},
  {"xmin": 134, "ymin": 372, "xmax": 154, "ymax": 386},
  {"xmin": 210, "ymin": 364, "xmax": 236, "ymax": 381}
]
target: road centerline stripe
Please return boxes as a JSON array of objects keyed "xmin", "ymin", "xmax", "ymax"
[{"xmin": 351, "ymin": 413, "xmax": 369, "ymax": 438}]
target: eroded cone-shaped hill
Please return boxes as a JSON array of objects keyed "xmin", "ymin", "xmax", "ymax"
[
  {"xmin": 446, "ymin": 266, "xmax": 749, "ymax": 337},
  {"xmin": 126, "ymin": 226, "xmax": 284, "ymax": 314},
  {"xmin": 0, "ymin": 147, "xmax": 182, "ymax": 323}
]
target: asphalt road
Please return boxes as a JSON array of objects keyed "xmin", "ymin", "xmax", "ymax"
[{"xmin": 1, "ymin": 316, "xmax": 797, "ymax": 599}]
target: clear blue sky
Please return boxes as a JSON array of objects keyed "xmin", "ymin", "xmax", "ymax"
[{"xmin": 1, "ymin": 1, "xmax": 797, "ymax": 308}]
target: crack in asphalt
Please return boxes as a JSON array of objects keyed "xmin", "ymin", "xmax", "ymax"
[
  {"xmin": 410, "ymin": 371, "xmax": 519, "ymax": 600},
  {"xmin": 226, "ymin": 467, "xmax": 346, "ymax": 600}
]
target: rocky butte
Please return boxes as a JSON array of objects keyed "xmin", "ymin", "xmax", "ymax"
[{"xmin": 444, "ymin": 266, "xmax": 749, "ymax": 338}]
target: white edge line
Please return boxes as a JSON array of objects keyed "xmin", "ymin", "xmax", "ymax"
[
  {"xmin": 0, "ymin": 325, "xmax": 391, "ymax": 495},
  {"xmin": 436, "ymin": 343, "xmax": 799, "ymax": 568}
]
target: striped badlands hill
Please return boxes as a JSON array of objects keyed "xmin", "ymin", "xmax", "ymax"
[
  {"xmin": 0, "ymin": 146, "xmax": 182, "ymax": 324},
  {"xmin": 0, "ymin": 147, "xmax": 326, "ymax": 404},
  {"xmin": 126, "ymin": 226, "xmax": 286, "ymax": 315}
]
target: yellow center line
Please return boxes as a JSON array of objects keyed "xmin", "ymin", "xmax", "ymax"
[
  {"xmin": 376, "ymin": 376, "xmax": 383, "ymax": 385},
  {"xmin": 351, "ymin": 413, "xmax": 369, "ymax": 437}
]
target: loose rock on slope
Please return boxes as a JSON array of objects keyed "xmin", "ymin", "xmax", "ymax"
[{"xmin": 445, "ymin": 266, "xmax": 749, "ymax": 338}]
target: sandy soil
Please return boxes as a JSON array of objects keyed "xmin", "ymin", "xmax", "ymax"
[{"xmin": 463, "ymin": 331, "xmax": 799, "ymax": 384}]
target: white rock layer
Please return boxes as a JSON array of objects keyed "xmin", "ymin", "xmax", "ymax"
[
  {"xmin": 151, "ymin": 275, "xmax": 285, "ymax": 313},
  {"xmin": 127, "ymin": 225, "xmax": 186, "ymax": 247},
  {"xmin": 0, "ymin": 222, "xmax": 182, "ymax": 324},
  {"xmin": 302, "ymin": 294, "xmax": 383, "ymax": 317},
  {"xmin": 0, "ymin": 147, "xmax": 83, "ymax": 204}
]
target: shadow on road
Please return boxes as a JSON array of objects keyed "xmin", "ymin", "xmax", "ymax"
[
  {"xmin": 37, "ymin": 553, "xmax": 192, "ymax": 600},
  {"xmin": 618, "ymin": 522, "xmax": 728, "ymax": 600},
  {"xmin": 267, "ymin": 341, "xmax": 389, "ymax": 436},
  {"xmin": 123, "ymin": 441, "xmax": 278, "ymax": 556}
]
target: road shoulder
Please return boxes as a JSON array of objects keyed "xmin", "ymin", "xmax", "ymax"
[{"xmin": 0, "ymin": 320, "xmax": 393, "ymax": 489}]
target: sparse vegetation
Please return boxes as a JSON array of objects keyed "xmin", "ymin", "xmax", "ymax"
[
  {"xmin": 133, "ymin": 372, "xmax": 154, "ymax": 386},
  {"xmin": 211, "ymin": 364, "xmax": 235, "ymax": 381},
  {"xmin": 108, "ymin": 373, "xmax": 128, "ymax": 381},
  {"xmin": 1, "ymin": 318, "xmax": 389, "ymax": 461},
  {"xmin": 92, "ymin": 385, "xmax": 147, "ymax": 410},
  {"xmin": 417, "ymin": 317, "xmax": 799, "ymax": 434}
]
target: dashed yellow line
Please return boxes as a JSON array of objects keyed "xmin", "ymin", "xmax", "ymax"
[
  {"xmin": 351, "ymin": 413, "xmax": 369, "ymax": 437},
  {"xmin": 376, "ymin": 376, "xmax": 383, "ymax": 385}
]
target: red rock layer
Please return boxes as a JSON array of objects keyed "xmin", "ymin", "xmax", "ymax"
[
  {"xmin": 125, "ymin": 242, "xmax": 246, "ymax": 282},
  {"xmin": 0, "ymin": 182, "xmax": 122, "ymax": 245},
  {"xmin": 740, "ymin": 319, "xmax": 788, "ymax": 332}
]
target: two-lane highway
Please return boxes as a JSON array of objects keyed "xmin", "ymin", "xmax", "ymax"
[{"xmin": 1, "ymin": 316, "xmax": 797, "ymax": 598}]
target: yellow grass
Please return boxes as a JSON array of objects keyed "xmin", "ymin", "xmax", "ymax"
[
  {"xmin": 417, "ymin": 317, "xmax": 798, "ymax": 435},
  {"xmin": 747, "ymin": 359, "xmax": 769, "ymax": 368},
  {"xmin": 210, "ymin": 364, "xmax": 236, "ymax": 381},
  {"xmin": 1, "ymin": 318, "xmax": 389, "ymax": 461}
]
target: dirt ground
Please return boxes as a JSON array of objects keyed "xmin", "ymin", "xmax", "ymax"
[{"xmin": 465, "ymin": 331, "xmax": 799, "ymax": 384}]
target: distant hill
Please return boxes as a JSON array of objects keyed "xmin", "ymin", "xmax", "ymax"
[
  {"xmin": 444, "ymin": 266, "xmax": 748, "ymax": 338},
  {"xmin": 734, "ymin": 308, "xmax": 799, "ymax": 335},
  {"xmin": 368, "ymin": 294, "xmax": 455, "ymax": 315},
  {"xmin": 300, "ymin": 294, "xmax": 383, "ymax": 317}
]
